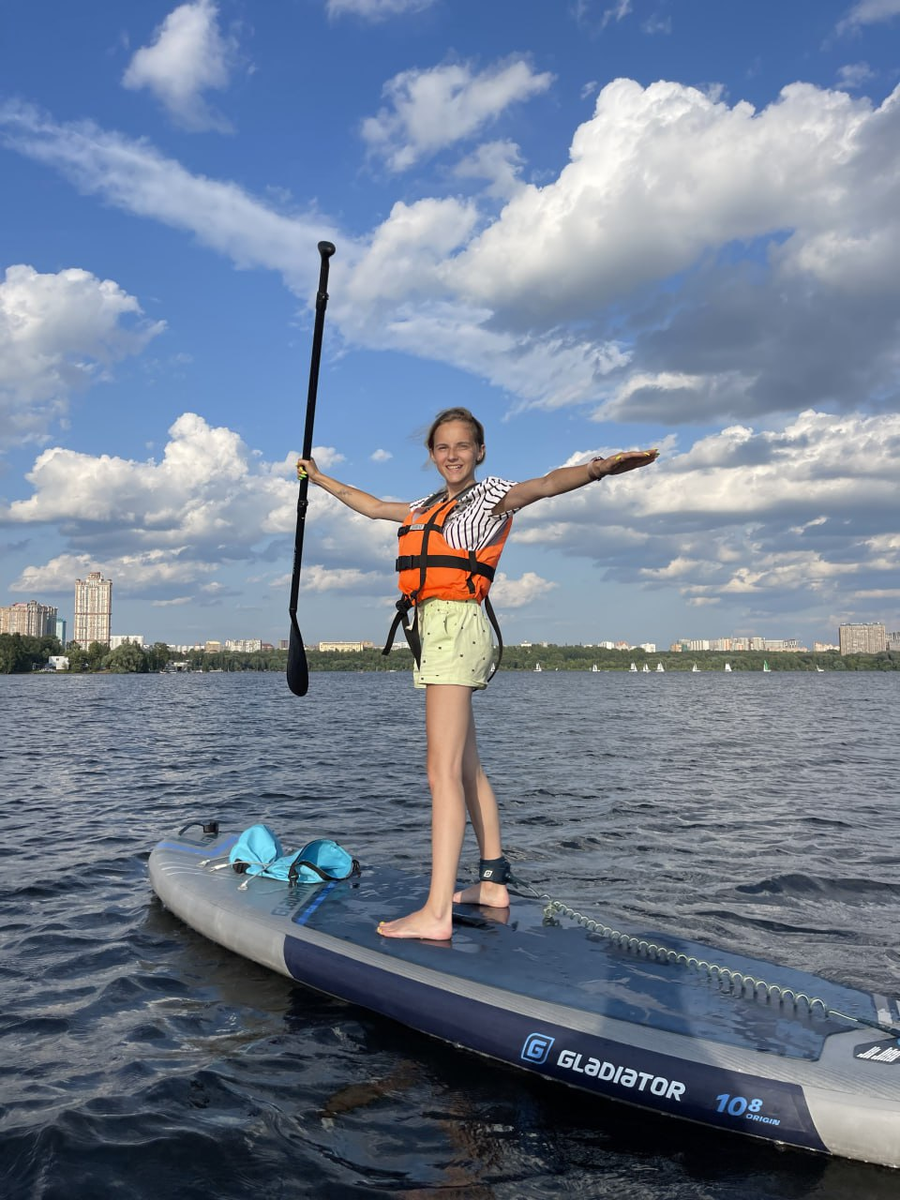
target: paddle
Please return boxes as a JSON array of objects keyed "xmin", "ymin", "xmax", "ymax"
[{"xmin": 287, "ymin": 240, "xmax": 336, "ymax": 696}]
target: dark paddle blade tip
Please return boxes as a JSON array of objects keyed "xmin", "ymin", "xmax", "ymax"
[
  {"xmin": 318, "ymin": 241, "xmax": 336, "ymax": 258},
  {"xmin": 286, "ymin": 626, "xmax": 309, "ymax": 697}
]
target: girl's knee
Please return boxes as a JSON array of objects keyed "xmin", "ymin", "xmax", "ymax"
[{"xmin": 426, "ymin": 756, "xmax": 464, "ymax": 792}]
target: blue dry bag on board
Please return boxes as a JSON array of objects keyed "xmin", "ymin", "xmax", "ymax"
[{"xmin": 228, "ymin": 823, "xmax": 359, "ymax": 885}]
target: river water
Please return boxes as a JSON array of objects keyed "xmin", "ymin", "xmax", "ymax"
[{"xmin": 2, "ymin": 670, "xmax": 899, "ymax": 1198}]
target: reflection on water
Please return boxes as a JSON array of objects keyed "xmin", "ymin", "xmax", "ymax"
[{"xmin": 2, "ymin": 670, "xmax": 899, "ymax": 1198}]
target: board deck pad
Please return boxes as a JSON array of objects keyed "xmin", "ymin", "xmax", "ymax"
[{"xmin": 254, "ymin": 861, "xmax": 869, "ymax": 1060}]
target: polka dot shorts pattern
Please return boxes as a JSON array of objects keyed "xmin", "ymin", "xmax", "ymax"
[{"xmin": 412, "ymin": 598, "xmax": 495, "ymax": 690}]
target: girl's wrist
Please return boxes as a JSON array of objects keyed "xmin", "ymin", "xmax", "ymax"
[{"xmin": 588, "ymin": 458, "xmax": 606, "ymax": 482}]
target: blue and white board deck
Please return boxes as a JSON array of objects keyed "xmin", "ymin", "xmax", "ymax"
[{"xmin": 149, "ymin": 824, "xmax": 900, "ymax": 1169}]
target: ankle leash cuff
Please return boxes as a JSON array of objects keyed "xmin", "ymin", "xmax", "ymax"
[{"xmin": 478, "ymin": 856, "xmax": 511, "ymax": 884}]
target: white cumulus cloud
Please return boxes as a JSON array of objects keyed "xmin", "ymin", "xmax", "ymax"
[
  {"xmin": 4, "ymin": 413, "xmax": 294, "ymax": 593},
  {"xmin": 361, "ymin": 58, "xmax": 554, "ymax": 171},
  {"xmin": 0, "ymin": 264, "xmax": 164, "ymax": 448},
  {"xmin": 491, "ymin": 571, "xmax": 559, "ymax": 609},
  {"xmin": 447, "ymin": 78, "xmax": 886, "ymax": 319},
  {"xmin": 2, "ymin": 413, "xmax": 405, "ymax": 604},
  {"xmin": 5, "ymin": 409, "xmax": 897, "ymax": 631},
  {"xmin": 122, "ymin": 0, "xmax": 238, "ymax": 132},
  {"xmin": 4, "ymin": 77, "xmax": 900, "ymax": 425},
  {"xmin": 512, "ymin": 409, "xmax": 900, "ymax": 627},
  {"xmin": 454, "ymin": 139, "xmax": 525, "ymax": 200}
]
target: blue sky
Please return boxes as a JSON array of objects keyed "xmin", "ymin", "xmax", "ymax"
[{"xmin": 1, "ymin": 0, "xmax": 899, "ymax": 650}]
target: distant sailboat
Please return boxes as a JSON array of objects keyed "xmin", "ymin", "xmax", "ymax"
[
  {"xmin": 691, "ymin": 664, "xmax": 700, "ymax": 673},
  {"xmin": 656, "ymin": 662, "xmax": 665, "ymax": 672},
  {"xmin": 642, "ymin": 663, "xmax": 650, "ymax": 673},
  {"xmin": 592, "ymin": 664, "xmax": 599, "ymax": 672},
  {"xmin": 816, "ymin": 665, "xmax": 825, "ymax": 673},
  {"xmin": 763, "ymin": 660, "xmax": 771, "ymax": 672},
  {"xmin": 629, "ymin": 662, "xmax": 638, "ymax": 672},
  {"xmin": 724, "ymin": 662, "xmax": 732, "ymax": 672},
  {"xmin": 534, "ymin": 662, "xmax": 542, "ymax": 672}
]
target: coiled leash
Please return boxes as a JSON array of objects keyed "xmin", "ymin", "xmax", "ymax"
[{"xmin": 471, "ymin": 858, "xmax": 900, "ymax": 1040}]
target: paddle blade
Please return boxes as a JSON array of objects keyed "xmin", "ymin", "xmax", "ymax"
[{"xmin": 286, "ymin": 620, "xmax": 309, "ymax": 696}]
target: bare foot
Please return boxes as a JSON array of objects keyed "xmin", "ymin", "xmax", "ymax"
[
  {"xmin": 452, "ymin": 881, "xmax": 510, "ymax": 908},
  {"xmin": 377, "ymin": 908, "xmax": 452, "ymax": 941}
]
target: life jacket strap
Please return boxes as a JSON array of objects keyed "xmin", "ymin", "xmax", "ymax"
[
  {"xmin": 484, "ymin": 593, "xmax": 503, "ymax": 680},
  {"xmin": 398, "ymin": 520, "xmax": 446, "ymax": 536},
  {"xmin": 394, "ymin": 553, "xmax": 496, "ymax": 581},
  {"xmin": 381, "ymin": 595, "xmax": 422, "ymax": 664}
]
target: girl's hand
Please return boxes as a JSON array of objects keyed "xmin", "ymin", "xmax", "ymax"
[
  {"xmin": 590, "ymin": 449, "xmax": 659, "ymax": 480},
  {"xmin": 296, "ymin": 456, "xmax": 320, "ymax": 483}
]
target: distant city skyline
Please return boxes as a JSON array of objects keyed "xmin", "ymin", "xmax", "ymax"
[
  {"xmin": 7, "ymin": 575, "xmax": 895, "ymax": 654},
  {"xmin": 5, "ymin": 590, "xmax": 898, "ymax": 659}
]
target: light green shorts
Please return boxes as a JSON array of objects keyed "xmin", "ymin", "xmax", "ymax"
[{"xmin": 412, "ymin": 598, "xmax": 495, "ymax": 690}]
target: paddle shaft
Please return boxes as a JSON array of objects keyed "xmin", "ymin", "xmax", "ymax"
[{"xmin": 287, "ymin": 241, "xmax": 335, "ymax": 696}]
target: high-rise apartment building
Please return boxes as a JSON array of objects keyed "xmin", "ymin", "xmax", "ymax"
[
  {"xmin": 0, "ymin": 600, "xmax": 58, "ymax": 637},
  {"xmin": 74, "ymin": 573, "xmax": 113, "ymax": 647},
  {"xmin": 838, "ymin": 622, "xmax": 886, "ymax": 655}
]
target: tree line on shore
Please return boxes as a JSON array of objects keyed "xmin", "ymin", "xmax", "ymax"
[
  {"xmin": 3, "ymin": 632, "xmax": 898, "ymax": 674},
  {"xmin": 0, "ymin": 634, "xmax": 173, "ymax": 674}
]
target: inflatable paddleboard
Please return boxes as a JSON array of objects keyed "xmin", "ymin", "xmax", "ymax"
[{"xmin": 149, "ymin": 822, "xmax": 900, "ymax": 1169}]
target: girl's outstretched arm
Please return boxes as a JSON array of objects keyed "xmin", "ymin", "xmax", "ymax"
[
  {"xmin": 296, "ymin": 457, "xmax": 408, "ymax": 523},
  {"xmin": 494, "ymin": 449, "xmax": 658, "ymax": 515}
]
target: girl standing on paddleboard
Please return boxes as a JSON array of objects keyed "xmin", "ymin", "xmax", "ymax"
[{"xmin": 297, "ymin": 407, "xmax": 657, "ymax": 940}]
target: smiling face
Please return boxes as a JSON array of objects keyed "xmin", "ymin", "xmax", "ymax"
[{"xmin": 429, "ymin": 419, "xmax": 484, "ymax": 496}]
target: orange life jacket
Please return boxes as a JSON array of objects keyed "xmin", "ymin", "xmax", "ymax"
[
  {"xmin": 381, "ymin": 488, "xmax": 512, "ymax": 674},
  {"xmin": 395, "ymin": 490, "xmax": 511, "ymax": 606}
]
